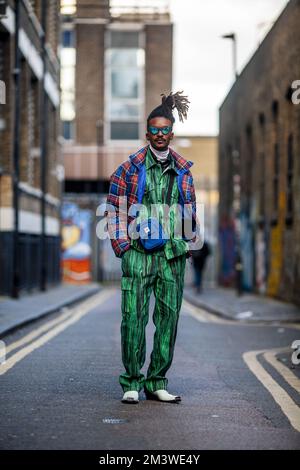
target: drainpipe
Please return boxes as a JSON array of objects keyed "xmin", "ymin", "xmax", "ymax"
[
  {"xmin": 12, "ymin": 0, "xmax": 21, "ymax": 298},
  {"xmin": 40, "ymin": 0, "xmax": 47, "ymax": 291}
]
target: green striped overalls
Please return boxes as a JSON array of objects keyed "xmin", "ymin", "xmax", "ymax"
[{"xmin": 120, "ymin": 148, "xmax": 188, "ymax": 393}]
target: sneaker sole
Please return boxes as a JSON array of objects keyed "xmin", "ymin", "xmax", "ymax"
[
  {"xmin": 144, "ymin": 391, "xmax": 181, "ymax": 403},
  {"xmin": 121, "ymin": 398, "xmax": 139, "ymax": 404}
]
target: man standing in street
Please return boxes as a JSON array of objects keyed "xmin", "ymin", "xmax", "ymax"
[
  {"xmin": 191, "ymin": 240, "xmax": 212, "ymax": 293},
  {"xmin": 105, "ymin": 91, "xmax": 198, "ymax": 404}
]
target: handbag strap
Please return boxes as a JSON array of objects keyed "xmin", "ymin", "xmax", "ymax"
[{"xmin": 165, "ymin": 171, "xmax": 176, "ymax": 207}]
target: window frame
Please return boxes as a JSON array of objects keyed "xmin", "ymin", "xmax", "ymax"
[{"xmin": 104, "ymin": 27, "xmax": 145, "ymax": 145}]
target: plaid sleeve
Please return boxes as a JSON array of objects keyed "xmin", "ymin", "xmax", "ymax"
[
  {"xmin": 190, "ymin": 173, "xmax": 197, "ymax": 233},
  {"xmin": 183, "ymin": 172, "xmax": 198, "ymax": 244},
  {"xmin": 105, "ymin": 164, "xmax": 131, "ymax": 258}
]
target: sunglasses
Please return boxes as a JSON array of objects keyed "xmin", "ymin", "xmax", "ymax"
[{"xmin": 148, "ymin": 126, "xmax": 173, "ymax": 135}]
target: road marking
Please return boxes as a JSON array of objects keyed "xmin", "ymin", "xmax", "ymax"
[
  {"xmin": 264, "ymin": 350, "xmax": 300, "ymax": 395},
  {"xmin": 182, "ymin": 299, "xmax": 234, "ymax": 324},
  {"xmin": 5, "ymin": 308, "xmax": 74, "ymax": 355},
  {"xmin": 243, "ymin": 347, "xmax": 300, "ymax": 433},
  {"xmin": 182, "ymin": 300, "xmax": 207, "ymax": 322},
  {"xmin": 0, "ymin": 290, "xmax": 114, "ymax": 376},
  {"xmin": 4, "ymin": 291, "xmax": 116, "ymax": 355}
]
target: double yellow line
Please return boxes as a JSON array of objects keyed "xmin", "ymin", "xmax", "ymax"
[
  {"xmin": 183, "ymin": 298, "xmax": 300, "ymax": 433},
  {"xmin": 182, "ymin": 299, "xmax": 235, "ymax": 324},
  {"xmin": 243, "ymin": 347, "xmax": 300, "ymax": 433},
  {"xmin": 0, "ymin": 290, "xmax": 114, "ymax": 376}
]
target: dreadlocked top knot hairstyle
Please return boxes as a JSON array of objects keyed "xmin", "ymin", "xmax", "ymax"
[{"xmin": 147, "ymin": 91, "xmax": 190, "ymax": 127}]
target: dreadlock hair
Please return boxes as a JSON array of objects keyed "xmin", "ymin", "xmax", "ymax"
[{"xmin": 147, "ymin": 91, "xmax": 190, "ymax": 128}]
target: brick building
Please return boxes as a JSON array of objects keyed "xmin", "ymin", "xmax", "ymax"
[
  {"xmin": 0, "ymin": 1, "xmax": 61, "ymax": 296},
  {"xmin": 219, "ymin": 0, "xmax": 300, "ymax": 305},
  {"xmin": 61, "ymin": 0, "xmax": 173, "ymax": 282}
]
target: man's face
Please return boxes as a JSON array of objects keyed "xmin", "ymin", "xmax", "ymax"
[{"xmin": 146, "ymin": 117, "xmax": 174, "ymax": 151}]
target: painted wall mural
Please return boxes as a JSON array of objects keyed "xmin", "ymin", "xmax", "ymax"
[{"xmin": 61, "ymin": 202, "xmax": 92, "ymax": 283}]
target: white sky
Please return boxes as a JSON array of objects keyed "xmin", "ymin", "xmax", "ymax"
[{"xmin": 170, "ymin": 0, "xmax": 289, "ymax": 136}]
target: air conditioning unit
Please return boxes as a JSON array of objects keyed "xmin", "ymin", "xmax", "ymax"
[{"xmin": 0, "ymin": 0, "xmax": 7, "ymax": 18}]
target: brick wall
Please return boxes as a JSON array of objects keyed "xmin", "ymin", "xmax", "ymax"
[
  {"xmin": 145, "ymin": 23, "xmax": 173, "ymax": 120},
  {"xmin": 219, "ymin": 0, "xmax": 300, "ymax": 304},
  {"xmin": 75, "ymin": 23, "xmax": 105, "ymax": 145},
  {"xmin": 0, "ymin": 31, "xmax": 12, "ymax": 173},
  {"xmin": 77, "ymin": 0, "xmax": 110, "ymax": 19}
]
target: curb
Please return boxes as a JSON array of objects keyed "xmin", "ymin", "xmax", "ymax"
[
  {"xmin": 183, "ymin": 290, "xmax": 300, "ymax": 324},
  {"xmin": 0, "ymin": 285, "xmax": 101, "ymax": 338},
  {"xmin": 183, "ymin": 290, "xmax": 233, "ymax": 321}
]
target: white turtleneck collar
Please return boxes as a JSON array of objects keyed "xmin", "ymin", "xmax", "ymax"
[{"xmin": 149, "ymin": 143, "xmax": 169, "ymax": 163}]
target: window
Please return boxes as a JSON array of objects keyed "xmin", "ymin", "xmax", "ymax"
[
  {"xmin": 110, "ymin": 31, "xmax": 140, "ymax": 48},
  {"xmin": 272, "ymin": 100, "xmax": 279, "ymax": 122},
  {"xmin": 60, "ymin": 0, "xmax": 76, "ymax": 16},
  {"xmin": 60, "ymin": 26, "xmax": 75, "ymax": 140},
  {"xmin": 0, "ymin": 1, "xmax": 7, "ymax": 16},
  {"xmin": 258, "ymin": 112, "xmax": 265, "ymax": 127},
  {"xmin": 111, "ymin": 122, "xmax": 139, "ymax": 140},
  {"xmin": 62, "ymin": 29, "xmax": 75, "ymax": 48},
  {"xmin": 259, "ymin": 152, "xmax": 265, "ymax": 218},
  {"xmin": 106, "ymin": 30, "xmax": 144, "ymax": 141},
  {"xmin": 62, "ymin": 120, "xmax": 74, "ymax": 140},
  {"xmin": 258, "ymin": 113, "xmax": 266, "ymax": 222},
  {"xmin": 0, "ymin": 32, "xmax": 12, "ymax": 172}
]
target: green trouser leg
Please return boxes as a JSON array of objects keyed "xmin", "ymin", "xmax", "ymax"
[{"xmin": 119, "ymin": 248, "xmax": 186, "ymax": 393}]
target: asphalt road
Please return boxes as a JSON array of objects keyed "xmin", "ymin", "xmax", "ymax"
[{"xmin": 0, "ymin": 287, "xmax": 300, "ymax": 450}]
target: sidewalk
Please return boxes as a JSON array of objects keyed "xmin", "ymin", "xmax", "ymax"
[
  {"xmin": 0, "ymin": 283, "xmax": 101, "ymax": 337},
  {"xmin": 184, "ymin": 285, "xmax": 300, "ymax": 323}
]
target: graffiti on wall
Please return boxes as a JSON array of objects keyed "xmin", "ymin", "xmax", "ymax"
[
  {"xmin": 267, "ymin": 191, "xmax": 285, "ymax": 297},
  {"xmin": 61, "ymin": 202, "xmax": 92, "ymax": 283},
  {"xmin": 218, "ymin": 215, "xmax": 236, "ymax": 286},
  {"xmin": 255, "ymin": 229, "xmax": 267, "ymax": 294},
  {"xmin": 240, "ymin": 211, "xmax": 254, "ymax": 291}
]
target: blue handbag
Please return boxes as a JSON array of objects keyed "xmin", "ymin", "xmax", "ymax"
[{"xmin": 137, "ymin": 172, "xmax": 175, "ymax": 252}]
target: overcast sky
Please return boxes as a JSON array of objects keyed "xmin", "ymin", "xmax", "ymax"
[{"xmin": 169, "ymin": 0, "xmax": 289, "ymax": 136}]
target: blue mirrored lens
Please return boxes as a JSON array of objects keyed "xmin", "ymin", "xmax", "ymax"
[
  {"xmin": 149, "ymin": 127, "xmax": 159, "ymax": 135},
  {"xmin": 148, "ymin": 126, "xmax": 172, "ymax": 135}
]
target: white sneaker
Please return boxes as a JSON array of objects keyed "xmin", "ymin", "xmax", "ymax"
[
  {"xmin": 121, "ymin": 390, "xmax": 139, "ymax": 404},
  {"xmin": 145, "ymin": 389, "xmax": 181, "ymax": 403}
]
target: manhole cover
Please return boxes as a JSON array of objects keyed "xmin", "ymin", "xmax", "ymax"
[{"xmin": 102, "ymin": 418, "xmax": 128, "ymax": 424}]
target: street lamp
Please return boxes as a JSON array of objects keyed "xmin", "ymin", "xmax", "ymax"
[{"xmin": 221, "ymin": 32, "xmax": 238, "ymax": 80}]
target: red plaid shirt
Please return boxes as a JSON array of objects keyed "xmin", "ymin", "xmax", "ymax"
[{"xmin": 105, "ymin": 144, "xmax": 198, "ymax": 258}]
